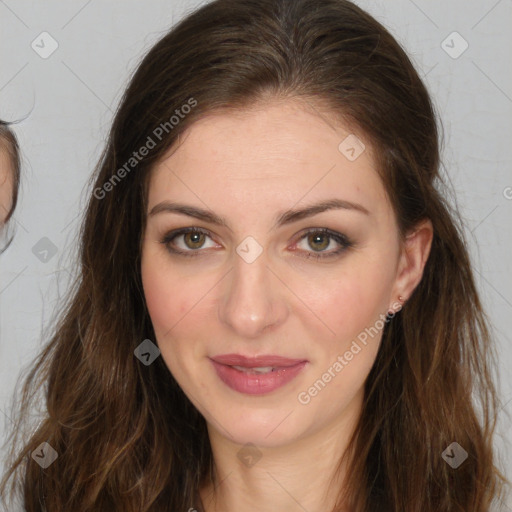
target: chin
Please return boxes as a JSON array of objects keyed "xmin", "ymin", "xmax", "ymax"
[{"xmin": 206, "ymin": 402, "xmax": 308, "ymax": 448}]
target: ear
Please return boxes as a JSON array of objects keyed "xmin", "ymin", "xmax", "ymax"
[{"xmin": 391, "ymin": 218, "xmax": 433, "ymax": 304}]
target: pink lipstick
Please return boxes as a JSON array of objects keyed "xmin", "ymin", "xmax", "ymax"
[{"xmin": 210, "ymin": 354, "xmax": 308, "ymax": 395}]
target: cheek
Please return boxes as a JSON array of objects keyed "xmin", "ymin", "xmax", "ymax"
[
  {"xmin": 142, "ymin": 263, "xmax": 176, "ymax": 333},
  {"xmin": 140, "ymin": 250, "xmax": 217, "ymax": 376},
  {"xmin": 295, "ymin": 266, "xmax": 392, "ymax": 419},
  {"xmin": 141, "ymin": 253, "xmax": 192, "ymax": 359},
  {"xmin": 141, "ymin": 250, "xmax": 202, "ymax": 333},
  {"xmin": 300, "ymin": 258, "xmax": 395, "ymax": 348}
]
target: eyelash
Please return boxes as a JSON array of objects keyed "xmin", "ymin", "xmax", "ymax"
[{"xmin": 160, "ymin": 227, "xmax": 353, "ymax": 260}]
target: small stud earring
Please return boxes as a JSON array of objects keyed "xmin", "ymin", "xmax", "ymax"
[{"xmin": 398, "ymin": 295, "xmax": 404, "ymax": 303}]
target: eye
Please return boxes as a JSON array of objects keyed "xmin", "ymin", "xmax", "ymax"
[
  {"xmin": 292, "ymin": 228, "xmax": 353, "ymax": 259},
  {"xmin": 161, "ymin": 227, "xmax": 218, "ymax": 257},
  {"xmin": 160, "ymin": 226, "xmax": 353, "ymax": 260}
]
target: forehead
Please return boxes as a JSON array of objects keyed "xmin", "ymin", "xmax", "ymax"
[{"xmin": 148, "ymin": 99, "xmax": 391, "ymax": 219}]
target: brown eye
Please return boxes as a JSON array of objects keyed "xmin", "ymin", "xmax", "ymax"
[
  {"xmin": 183, "ymin": 231, "xmax": 206, "ymax": 249},
  {"xmin": 307, "ymin": 233, "xmax": 330, "ymax": 251},
  {"xmin": 161, "ymin": 227, "xmax": 218, "ymax": 257},
  {"xmin": 294, "ymin": 228, "xmax": 353, "ymax": 260}
]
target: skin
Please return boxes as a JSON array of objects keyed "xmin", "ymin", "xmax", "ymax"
[
  {"xmin": 141, "ymin": 98, "xmax": 433, "ymax": 512},
  {"xmin": 0, "ymin": 146, "xmax": 14, "ymax": 226}
]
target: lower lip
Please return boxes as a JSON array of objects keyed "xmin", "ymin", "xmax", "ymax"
[{"xmin": 210, "ymin": 359, "xmax": 307, "ymax": 395}]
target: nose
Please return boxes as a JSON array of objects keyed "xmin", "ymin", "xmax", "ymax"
[{"xmin": 218, "ymin": 248, "xmax": 289, "ymax": 338}]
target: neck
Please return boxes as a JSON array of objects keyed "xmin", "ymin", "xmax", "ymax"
[{"xmin": 199, "ymin": 395, "xmax": 361, "ymax": 512}]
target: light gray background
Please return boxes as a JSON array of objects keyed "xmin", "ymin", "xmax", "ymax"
[{"xmin": 1, "ymin": 0, "xmax": 511, "ymax": 507}]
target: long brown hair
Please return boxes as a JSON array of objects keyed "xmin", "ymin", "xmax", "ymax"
[{"xmin": 1, "ymin": 0, "xmax": 509, "ymax": 510}]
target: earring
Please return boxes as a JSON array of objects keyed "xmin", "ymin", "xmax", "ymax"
[{"xmin": 387, "ymin": 295, "xmax": 405, "ymax": 319}]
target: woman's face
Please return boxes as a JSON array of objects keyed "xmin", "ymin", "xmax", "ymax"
[{"xmin": 141, "ymin": 99, "xmax": 429, "ymax": 448}]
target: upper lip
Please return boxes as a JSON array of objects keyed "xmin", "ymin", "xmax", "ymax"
[{"xmin": 210, "ymin": 354, "xmax": 307, "ymax": 368}]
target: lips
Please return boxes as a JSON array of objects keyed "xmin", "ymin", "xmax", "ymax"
[
  {"xmin": 209, "ymin": 354, "xmax": 308, "ymax": 395},
  {"xmin": 211, "ymin": 354, "xmax": 307, "ymax": 368}
]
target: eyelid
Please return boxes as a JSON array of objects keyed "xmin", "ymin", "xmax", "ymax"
[
  {"xmin": 290, "ymin": 227, "xmax": 353, "ymax": 259},
  {"xmin": 160, "ymin": 226, "xmax": 353, "ymax": 259},
  {"xmin": 160, "ymin": 227, "xmax": 219, "ymax": 257}
]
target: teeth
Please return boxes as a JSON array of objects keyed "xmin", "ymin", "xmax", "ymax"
[{"xmin": 231, "ymin": 365, "xmax": 276, "ymax": 374}]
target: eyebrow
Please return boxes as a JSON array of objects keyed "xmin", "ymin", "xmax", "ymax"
[
  {"xmin": 149, "ymin": 199, "xmax": 370, "ymax": 229},
  {"xmin": 148, "ymin": 198, "xmax": 369, "ymax": 229}
]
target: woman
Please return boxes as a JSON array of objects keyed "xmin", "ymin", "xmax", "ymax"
[
  {"xmin": 0, "ymin": 0, "xmax": 509, "ymax": 510},
  {"xmin": 0, "ymin": 119, "xmax": 20, "ymax": 254}
]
